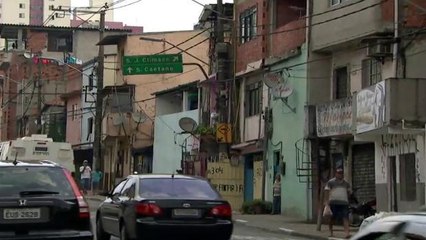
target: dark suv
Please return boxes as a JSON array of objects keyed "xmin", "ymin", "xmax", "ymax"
[{"xmin": 0, "ymin": 160, "xmax": 93, "ymax": 240}]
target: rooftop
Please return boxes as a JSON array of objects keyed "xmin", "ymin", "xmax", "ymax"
[
  {"xmin": 153, "ymin": 80, "xmax": 199, "ymax": 96},
  {"xmin": 0, "ymin": 23, "xmax": 132, "ymax": 39}
]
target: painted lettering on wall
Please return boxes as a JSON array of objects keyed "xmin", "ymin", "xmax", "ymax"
[
  {"xmin": 207, "ymin": 166, "xmax": 224, "ymax": 175},
  {"xmin": 316, "ymin": 97, "xmax": 352, "ymax": 137},
  {"xmin": 212, "ymin": 184, "xmax": 244, "ymax": 193}
]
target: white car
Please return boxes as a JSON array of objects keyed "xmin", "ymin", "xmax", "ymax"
[{"xmin": 351, "ymin": 213, "xmax": 426, "ymax": 240}]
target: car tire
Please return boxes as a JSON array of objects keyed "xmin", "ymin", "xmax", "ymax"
[{"xmin": 96, "ymin": 216, "xmax": 111, "ymax": 240}]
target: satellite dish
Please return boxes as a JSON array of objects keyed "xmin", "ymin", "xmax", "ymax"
[
  {"xmin": 263, "ymin": 72, "xmax": 283, "ymax": 88},
  {"xmin": 179, "ymin": 117, "xmax": 198, "ymax": 133},
  {"xmin": 112, "ymin": 114, "xmax": 124, "ymax": 126},
  {"xmin": 272, "ymin": 82, "xmax": 294, "ymax": 99},
  {"xmin": 132, "ymin": 112, "xmax": 147, "ymax": 123}
]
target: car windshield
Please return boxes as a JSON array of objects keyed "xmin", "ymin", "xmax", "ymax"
[
  {"xmin": 0, "ymin": 166, "xmax": 75, "ymax": 198},
  {"xmin": 139, "ymin": 178, "xmax": 220, "ymax": 200}
]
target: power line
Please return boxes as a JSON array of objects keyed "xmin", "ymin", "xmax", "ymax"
[{"xmin": 107, "ymin": 0, "xmax": 143, "ymax": 10}]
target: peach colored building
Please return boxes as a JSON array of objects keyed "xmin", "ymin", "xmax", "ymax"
[{"xmin": 98, "ymin": 30, "xmax": 210, "ymax": 188}]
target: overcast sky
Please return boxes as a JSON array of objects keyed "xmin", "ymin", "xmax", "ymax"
[{"xmin": 72, "ymin": 0, "xmax": 233, "ymax": 32}]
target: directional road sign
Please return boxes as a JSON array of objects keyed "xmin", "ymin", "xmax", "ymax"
[{"xmin": 122, "ymin": 53, "xmax": 183, "ymax": 75}]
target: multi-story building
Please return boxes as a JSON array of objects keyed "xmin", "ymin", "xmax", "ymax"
[
  {"xmin": 152, "ymin": 81, "xmax": 200, "ymax": 175},
  {"xmin": 0, "ymin": 0, "xmax": 71, "ymax": 26},
  {"xmin": 0, "ymin": 23, "xmax": 130, "ymax": 141},
  {"xmin": 97, "ymin": 30, "xmax": 210, "ymax": 189},
  {"xmin": 307, "ymin": 0, "xmax": 426, "ymax": 214}
]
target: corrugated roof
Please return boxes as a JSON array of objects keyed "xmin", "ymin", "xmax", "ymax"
[{"xmin": 153, "ymin": 80, "xmax": 199, "ymax": 96}]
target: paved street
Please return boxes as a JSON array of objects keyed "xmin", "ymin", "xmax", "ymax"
[{"xmin": 88, "ymin": 199, "xmax": 310, "ymax": 240}]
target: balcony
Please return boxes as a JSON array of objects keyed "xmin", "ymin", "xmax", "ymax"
[
  {"xmin": 354, "ymin": 78, "xmax": 426, "ymax": 135},
  {"xmin": 315, "ymin": 97, "xmax": 353, "ymax": 138}
]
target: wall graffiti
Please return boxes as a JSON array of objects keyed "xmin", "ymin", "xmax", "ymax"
[
  {"xmin": 380, "ymin": 134, "xmax": 422, "ymax": 182},
  {"xmin": 211, "ymin": 184, "xmax": 244, "ymax": 193}
]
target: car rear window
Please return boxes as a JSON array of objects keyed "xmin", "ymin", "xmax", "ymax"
[
  {"xmin": 139, "ymin": 178, "xmax": 220, "ymax": 199},
  {"xmin": 0, "ymin": 166, "xmax": 75, "ymax": 198}
]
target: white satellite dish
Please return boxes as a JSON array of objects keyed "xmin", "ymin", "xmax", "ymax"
[
  {"xmin": 272, "ymin": 82, "xmax": 294, "ymax": 99},
  {"xmin": 179, "ymin": 117, "xmax": 198, "ymax": 133},
  {"xmin": 263, "ymin": 72, "xmax": 284, "ymax": 88},
  {"xmin": 132, "ymin": 112, "xmax": 147, "ymax": 123},
  {"xmin": 112, "ymin": 114, "xmax": 124, "ymax": 126}
]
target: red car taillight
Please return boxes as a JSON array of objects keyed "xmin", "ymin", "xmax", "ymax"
[
  {"xmin": 135, "ymin": 203, "xmax": 163, "ymax": 217},
  {"xmin": 63, "ymin": 169, "xmax": 90, "ymax": 219},
  {"xmin": 209, "ymin": 204, "xmax": 232, "ymax": 218}
]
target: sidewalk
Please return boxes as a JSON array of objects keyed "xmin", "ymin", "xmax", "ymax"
[
  {"xmin": 85, "ymin": 195, "xmax": 358, "ymax": 239},
  {"xmin": 233, "ymin": 213, "xmax": 359, "ymax": 240}
]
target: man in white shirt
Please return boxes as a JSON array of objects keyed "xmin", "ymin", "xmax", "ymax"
[{"xmin": 79, "ymin": 160, "xmax": 92, "ymax": 194}]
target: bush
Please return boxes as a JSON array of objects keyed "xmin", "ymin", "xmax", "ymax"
[{"xmin": 241, "ymin": 199, "xmax": 272, "ymax": 214}]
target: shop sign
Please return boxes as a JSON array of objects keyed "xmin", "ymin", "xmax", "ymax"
[
  {"xmin": 316, "ymin": 97, "xmax": 353, "ymax": 137},
  {"xmin": 355, "ymin": 81, "xmax": 386, "ymax": 133}
]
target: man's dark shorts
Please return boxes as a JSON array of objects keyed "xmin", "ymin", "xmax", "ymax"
[{"xmin": 330, "ymin": 204, "xmax": 349, "ymax": 220}]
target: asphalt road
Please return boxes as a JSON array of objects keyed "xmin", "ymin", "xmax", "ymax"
[{"xmin": 88, "ymin": 199, "xmax": 309, "ymax": 240}]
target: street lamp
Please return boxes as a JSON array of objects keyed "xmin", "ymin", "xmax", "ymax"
[{"xmin": 139, "ymin": 36, "xmax": 209, "ymax": 81}]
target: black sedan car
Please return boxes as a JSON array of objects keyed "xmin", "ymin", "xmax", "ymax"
[
  {"xmin": 0, "ymin": 160, "xmax": 93, "ymax": 240},
  {"xmin": 96, "ymin": 174, "xmax": 233, "ymax": 240}
]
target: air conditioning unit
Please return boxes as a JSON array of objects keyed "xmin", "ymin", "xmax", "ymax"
[{"xmin": 366, "ymin": 41, "xmax": 393, "ymax": 58}]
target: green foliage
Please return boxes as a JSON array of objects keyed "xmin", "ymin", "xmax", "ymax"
[
  {"xmin": 241, "ymin": 199, "xmax": 272, "ymax": 214},
  {"xmin": 193, "ymin": 125, "xmax": 215, "ymax": 135}
]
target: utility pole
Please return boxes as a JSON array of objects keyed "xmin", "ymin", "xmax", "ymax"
[
  {"xmin": 51, "ymin": 4, "xmax": 107, "ymax": 171},
  {"xmin": 37, "ymin": 60, "xmax": 42, "ymax": 134},
  {"xmin": 93, "ymin": 9, "xmax": 106, "ymax": 172}
]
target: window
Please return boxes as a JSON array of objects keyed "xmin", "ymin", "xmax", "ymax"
[
  {"xmin": 111, "ymin": 179, "xmax": 128, "ymax": 196},
  {"xmin": 331, "ymin": 0, "xmax": 350, "ymax": 6},
  {"xmin": 121, "ymin": 178, "xmax": 136, "ymax": 198},
  {"xmin": 71, "ymin": 104, "xmax": 78, "ymax": 120},
  {"xmin": 0, "ymin": 167, "xmax": 74, "ymax": 198},
  {"xmin": 19, "ymin": 3, "xmax": 25, "ymax": 8},
  {"xmin": 245, "ymin": 82, "xmax": 261, "ymax": 116},
  {"xmin": 88, "ymin": 74, "xmax": 94, "ymax": 91},
  {"xmin": 139, "ymin": 178, "xmax": 220, "ymax": 199},
  {"xmin": 400, "ymin": 153, "xmax": 417, "ymax": 201},
  {"xmin": 240, "ymin": 7, "xmax": 257, "ymax": 44},
  {"xmin": 334, "ymin": 67, "xmax": 349, "ymax": 99},
  {"xmin": 86, "ymin": 117, "xmax": 93, "ymax": 141},
  {"xmin": 187, "ymin": 90, "xmax": 198, "ymax": 111},
  {"xmin": 362, "ymin": 59, "xmax": 382, "ymax": 88},
  {"xmin": 47, "ymin": 31, "xmax": 73, "ymax": 52},
  {"xmin": 19, "ymin": 13, "xmax": 25, "ymax": 18}
]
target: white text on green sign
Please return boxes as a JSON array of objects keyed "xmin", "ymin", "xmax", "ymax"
[{"xmin": 123, "ymin": 54, "xmax": 183, "ymax": 65}]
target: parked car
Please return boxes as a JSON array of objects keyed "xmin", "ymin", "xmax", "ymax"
[
  {"xmin": 0, "ymin": 159, "xmax": 93, "ymax": 239},
  {"xmin": 350, "ymin": 213, "xmax": 426, "ymax": 240},
  {"xmin": 96, "ymin": 174, "xmax": 233, "ymax": 240}
]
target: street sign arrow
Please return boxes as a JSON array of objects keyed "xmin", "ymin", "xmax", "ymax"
[{"xmin": 127, "ymin": 67, "xmax": 133, "ymax": 73}]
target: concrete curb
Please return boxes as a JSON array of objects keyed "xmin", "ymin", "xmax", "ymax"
[{"xmin": 233, "ymin": 219, "xmax": 339, "ymax": 240}]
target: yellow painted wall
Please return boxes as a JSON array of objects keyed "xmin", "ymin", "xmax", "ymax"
[{"xmin": 207, "ymin": 162, "xmax": 244, "ymax": 211}]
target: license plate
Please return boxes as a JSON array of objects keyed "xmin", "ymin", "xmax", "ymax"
[
  {"xmin": 173, "ymin": 209, "xmax": 199, "ymax": 217},
  {"xmin": 3, "ymin": 208, "xmax": 41, "ymax": 220}
]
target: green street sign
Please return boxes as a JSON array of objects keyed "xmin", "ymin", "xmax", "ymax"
[{"xmin": 122, "ymin": 54, "xmax": 183, "ymax": 75}]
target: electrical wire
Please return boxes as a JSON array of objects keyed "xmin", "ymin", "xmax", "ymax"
[{"xmin": 107, "ymin": 0, "xmax": 143, "ymax": 11}]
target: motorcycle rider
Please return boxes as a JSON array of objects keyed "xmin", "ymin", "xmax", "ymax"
[{"xmin": 324, "ymin": 168, "xmax": 351, "ymax": 238}]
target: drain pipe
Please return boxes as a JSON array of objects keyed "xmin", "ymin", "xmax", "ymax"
[{"xmin": 392, "ymin": 0, "xmax": 400, "ymax": 78}]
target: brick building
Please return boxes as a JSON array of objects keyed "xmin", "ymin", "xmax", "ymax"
[{"xmin": 0, "ymin": 23, "xmax": 130, "ymax": 141}]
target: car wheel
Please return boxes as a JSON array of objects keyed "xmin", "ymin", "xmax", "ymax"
[{"xmin": 96, "ymin": 216, "xmax": 111, "ymax": 240}]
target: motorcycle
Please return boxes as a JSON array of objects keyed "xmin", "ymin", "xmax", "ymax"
[{"xmin": 348, "ymin": 188, "xmax": 376, "ymax": 227}]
